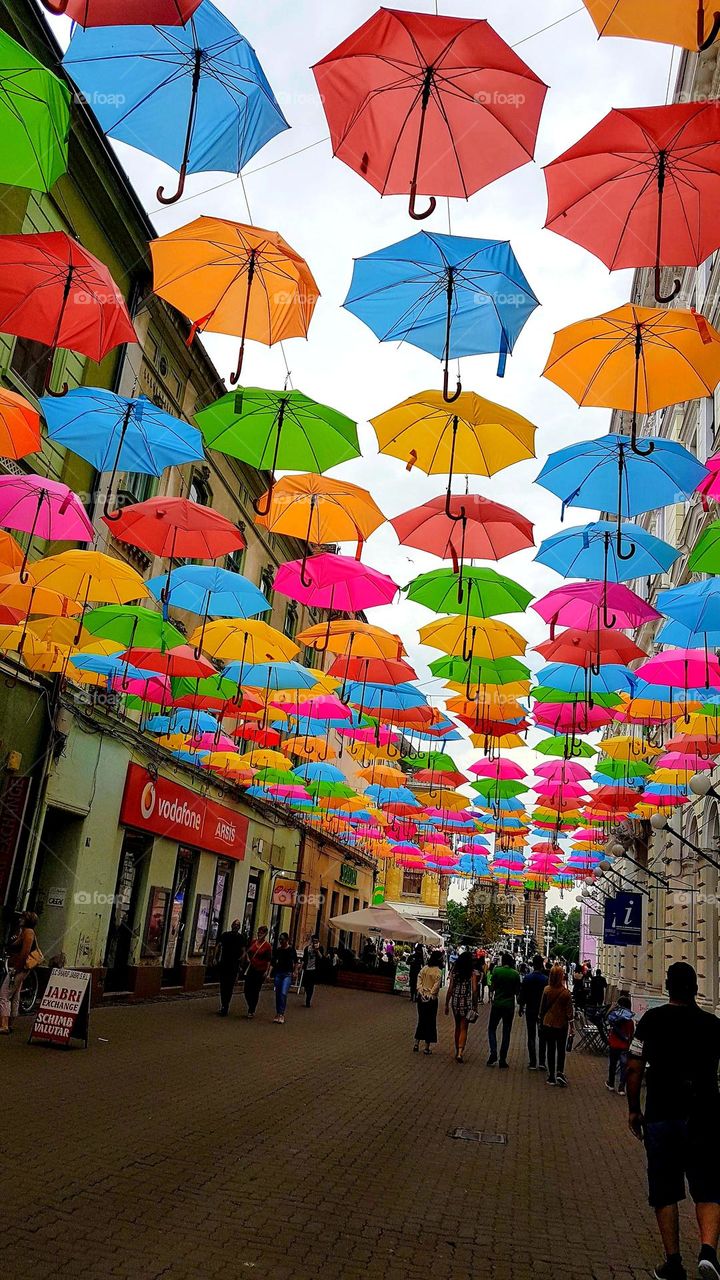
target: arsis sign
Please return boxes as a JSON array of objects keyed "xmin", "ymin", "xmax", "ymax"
[{"xmin": 120, "ymin": 764, "xmax": 248, "ymax": 860}]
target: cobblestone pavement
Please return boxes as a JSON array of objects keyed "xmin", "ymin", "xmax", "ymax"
[{"xmin": 0, "ymin": 985, "xmax": 697, "ymax": 1280}]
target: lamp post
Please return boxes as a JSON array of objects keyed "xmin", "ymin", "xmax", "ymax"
[
  {"xmin": 542, "ymin": 922, "xmax": 556, "ymax": 957},
  {"xmin": 523, "ymin": 924, "xmax": 533, "ymax": 957},
  {"xmin": 650, "ymin": 812, "xmax": 720, "ymax": 873}
]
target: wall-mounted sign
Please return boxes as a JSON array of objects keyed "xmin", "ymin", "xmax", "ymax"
[
  {"xmin": 603, "ymin": 892, "xmax": 644, "ymax": 947},
  {"xmin": 339, "ymin": 863, "xmax": 358, "ymax": 889},
  {"xmin": 272, "ymin": 877, "xmax": 299, "ymax": 907},
  {"xmin": 120, "ymin": 764, "xmax": 248, "ymax": 859}
]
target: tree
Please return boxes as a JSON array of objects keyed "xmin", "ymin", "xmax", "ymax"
[
  {"xmin": 465, "ymin": 882, "xmax": 508, "ymax": 948},
  {"xmin": 547, "ymin": 905, "xmax": 581, "ymax": 965},
  {"xmin": 445, "ymin": 899, "xmax": 468, "ymax": 944}
]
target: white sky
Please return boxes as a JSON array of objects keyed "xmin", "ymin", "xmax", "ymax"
[{"xmin": 49, "ymin": 0, "xmax": 674, "ymax": 803}]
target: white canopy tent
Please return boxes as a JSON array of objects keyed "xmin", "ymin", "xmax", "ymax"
[{"xmin": 329, "ymin": 903, "xmax": 443, "ymax": 945}]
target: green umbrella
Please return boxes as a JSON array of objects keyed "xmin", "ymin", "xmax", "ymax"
[
  {"xmin": 471, "ymin": 778, "xmax": 526, "ymax": 799},
  {"xmin": 83, "ymin": 605, "xmax": 185, "ymax": 651},
  {"xmin": 430, "ymin": 655, "xmax": 530, "ymax": 687},
  {"xmin": 307, "ymin": 780, "xmax": 357, "ymax": 799},
  {"xmin": 402, "ymin": 750, "xmax": 457, "ymax": 771},
  {"xmin": 407, "ymin": 565, "xmax": 532, "ymax": 617},
  {"xmin": 534, "ymin": 734, "xmax": 596, "ymax": 759},
  {"xmin": 689, "ymin": 521, "xmax": 720, "ymax": 574},
  {"xmin": 170, "ymin": 673, "xmax": 242, "ymax": 710},
  {"xmin": 254, "ymin": 767, "xmax": 305, "ymax": 786},
  {"xmin": 195, "ymin": 388, "xmax": 360, "ymax": 515},
  {"xmin": 0, "ymin": 30, "xmax": 70, "ymax": 192},
  {"xmin": 530, "ymin": 686, "xmax": 621, "ymax": 707},
  {"xmin": 594, "ymin": 758, "xmax": 653, "ymax": 780}
]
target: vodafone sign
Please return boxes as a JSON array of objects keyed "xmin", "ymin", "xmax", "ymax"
[{"xmin": 120, "ymin": 764, "xmax": 248, "ymax": 860}]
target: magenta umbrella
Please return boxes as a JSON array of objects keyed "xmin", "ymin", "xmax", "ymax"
[
  {"xmin": 111, "ymin": 673, "xmax": 171, "ymax": 704},
  {"xmin": 0, "ymin": 474, "xmax": 93, "ymax": 581},
  {"xmin": 655, "ymin": 752, "xmax": 714, "ymax": 771},
  {"xmin": 534, "ymin": 760, "xmax": 592, "ymax": 783},
  {"xmin": 274, "ymin": 553, "xmax": 398, "ymax": 611},
  {"xmin": 469, "ymin": 757, "xmax": 526, "ymax": 780},
  {"xmin": 533, "ymin": 580, "xmax": 659, "ymax": 636},
  {"xmin": 635, "ymin": 649, "xmax": 720, "ymax": 690}
]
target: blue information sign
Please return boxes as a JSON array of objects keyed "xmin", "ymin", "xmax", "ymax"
[{"xmin": 603, "ymin": 892, "xmax": 644, "ymax": 946}]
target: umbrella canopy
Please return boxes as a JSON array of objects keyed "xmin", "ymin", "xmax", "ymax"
[
  {"xmin": 104, "ymin": 496, "xmax": 245, "ymax": 562},
  {"xmin": 344, "ymin": 230, "xmax": 538, "ymax": 398},
  {"xmin": 195, "ymin": 388, "xmax": 359, "ymax": 513},
  {"xmin": 193, "ymin": 619, "xmax": 298, "ymax": 667},
  {"xmin": 0, "ymin": 232, "xmax": 135, "ymax": 391},
  {"xmin": 31, "ymin": 550, "xmax": 147, "ymax": 608},
  {"xmin": 64, "ymin": 2, "xmax": 287, "ymax": 204},
  {"xmin": 542, "ymin": 305, "xmax": 720, "ymax": 453},
  {"xmin": 581, "ymin": 0, "xmax": 720, "ymax": 52},
  {"xmin": 298, "ymin": 620, "xmax": 404, "ymax": 661},
  {"xmin": 533, "ymin": 580, "xmax": 659, "ymax": 636},
  {"xmin": 0, "ymin": 389, "xmax": 39, "ymax": 460},
  {"xmin": 535, "ymin": 628, "xmax": 646, "ymax": 668},
  {"xmin": 150, "ymin": 217, "xmax": 319, "ymax": 382},
  {"xmin": 544, "ymin": 103, "xmax": 720, "ymax": 302},
  {"xmin": 419, "ymin": 615, "xmax": 526, "ymax": 661},
  {"xmin": 328, "ymin": 903, "xmax": 442, "ymax": 944},
  {"xmin": 407, "ymin": 566, "xmax": 533, "ymax": 616},
  {"xmin": 0, "ymin": 29, "xmax": 70, "ymax": 192},
  {"xmin": 0, "ymin": 474, "xmax": 94, "ymax": 580},
  {"xmin": 274, "ymin": 554, "xmax": 397, "ymax": 612},
  {"xmin": 82, "ymin": 605, "xmax": 184, "ymax": 652},
  {"xmin": 49, "ymin": 1, "xmax": 202, "ymax": 22},
  {"xmin": 536, "ymin": 520, "xmax": 679, "ymax": 582},
  {"xmin": 42, "ymin": 388, "xmax": 204, "ymax": 513},
  {"xmin": 391, "ymin": 493, "xmax": 534, "ymax": 568},
  {"xmin": 313, "ymin": 8, "xmax": 547, "ymax": 217},
  {"xmin": 689, "ymin": 522, "xmax": 720, "ymax": 573},
  {"xmin": 255, "ymin": 475, "xmax": 385, "ymax": 582},
  {"xmin": 146, "ymin": 565, "xmax": 269, "ymax": 621}
]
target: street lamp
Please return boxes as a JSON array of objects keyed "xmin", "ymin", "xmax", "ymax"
[
  {"xmin": 523, "ymin": 924, "xmax": 533, "ymax": 957},
  {"xmin": 606, "ymin": 844, "xmax": 671, "ymax": 890},
  {"xmin": 689, "ymin": 774, "xmax": 719, "ymax": 801},
  {"xmin": 650, "ymin": 812, "xmax": 720, "ymax": 872},
  {"xmin": 542, "ymin": 922, "xmax": 556, "ymax": 956}
]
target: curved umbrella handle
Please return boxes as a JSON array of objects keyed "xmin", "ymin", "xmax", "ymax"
[
  {"xmin": 699, "ymin": 7, "xmax": 720, "ymax": 47},
  {"xmin": 616, "ymin": 528, "xmax": 636, "ymax": 562},
  {"xmin": 442, "ymin": 366, "xmax": 462, "ymax": 404},
  {"xmin": 157, "ymin": 163, "xmax": 189, "ymax": 207},
  {"xmin": 654, "ymin": 265, "xmax": 681, "ymax": 305},
  {"xmin": 252, "ymin": 476, "xmax": 275, "ymax": 518},
  {"xmin": 43, "ymin": 358, "xmax": 68, "ymax": 398},
  {"xmin": 408, "ymin": 189, "xmax": 437, "ymax": 221},
  {"xmin": 156, "ymin": 48, "xmax": 201, "ymax": 207},
  {"xmin": 630, "ymin": 433, "xmax": 655, "ymax": 457}
]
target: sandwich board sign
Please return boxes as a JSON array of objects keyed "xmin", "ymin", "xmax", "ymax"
[{"xmin": 29, "ymin": 967, "xmax": 91, "ymax": 1048}]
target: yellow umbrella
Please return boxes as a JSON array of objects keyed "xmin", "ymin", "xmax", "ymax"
[
  {"xmin": 254, "ymin": 473, "xmax": 385, "ymax": 581},
  {"xmin": 191, "ymin": 619, "xmax": 299, "ymax": 665},
  {"xmin": 418, "ymin": 615, "xmax": 526, "ymax": 660},
  {"xmin": 30, "ymin": 551, "xmax": 147, "ymax": 607},
  {"xmin": 358, "ymin": 764, "xmax": 407, "ymax": 787},
  {"xmin": 282, "ymin": 735, "xmax": 337, "ymax": 761},
  {"xmin": 415, "ymin": 788, "xmax": 469, "ymax": 810},
  {"xmin": 297, "ymin": 619, "xmax": 405, "ymax": 661},
  {"xmin": 236, "ymin": 748, "xmax": 292, "ymax": 770},
  {"xmin": 469, "ymin": 731, "xmax": 525, "ymax": 750},
  {"xmin": 599, "ymin": 734, "xmax": 661, "ymax": 761},
  {"xmin": 582, "ymin": 0, "xmax": 720, "ymax": 52},
  {"xmin": 0, "ymin": 570, "xmax": 81, "ymax": 618}
]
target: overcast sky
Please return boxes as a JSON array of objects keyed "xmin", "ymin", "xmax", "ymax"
[{"xmin": 49, "ymin": 1, "xmax": 674, "ymax": 816}]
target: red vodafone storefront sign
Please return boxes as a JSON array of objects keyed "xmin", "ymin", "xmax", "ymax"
[{"xmin": 120, "ymin": 764, "xmax": 248, "ymax": 860}]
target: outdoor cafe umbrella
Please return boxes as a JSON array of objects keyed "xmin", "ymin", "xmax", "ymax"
[
  {"xmin": 344, "ymin": 230, "xmax": 539, "ymax": 400},
  {"xmin": 64, "ymin": 1, "xmax": 288, "ymax": 204},
  {"xmin": 313, "ymin": 7, "xmax": 547, "ymax": 218},
  {"xmin": 328, "ymin": 903, "xmax": 442, "ymax": 944}
]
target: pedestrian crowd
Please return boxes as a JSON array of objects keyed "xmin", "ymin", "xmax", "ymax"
[{"xmin": 214, "ymin": 922, "xmax": 324, "ymax": 1024}]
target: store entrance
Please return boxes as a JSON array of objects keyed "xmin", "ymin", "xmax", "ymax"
[
  {"xmin": 162, "ymin": 847, "xmax": 196, "ymax": 985},
  {"xmin": 104, "ymin": 830, "xmax": 153, "ymax": 993},
  {"xmin": 205, "ymin": 859, "xmax": 233, "ymax": 978}
]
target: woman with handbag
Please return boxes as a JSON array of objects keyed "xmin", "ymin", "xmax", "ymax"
[
  {"xmin": 445, "ymin": 950, "xmax": 479, "ymax": 1063},
  {"xmin": 539, "ymin": 963, "xmax": 574, "ymax": 1087},
  {"xmin": 413, "ymin": 949, "xmax": 444, "ymax": 1055},
  {"xmin": 0, "ymin": 911, "xmax": 42, "ymax": 1034}
]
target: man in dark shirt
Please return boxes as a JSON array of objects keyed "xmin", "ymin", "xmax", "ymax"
[
  {"xmin": 590, "ymin": 967, "xmax": 608, "ymax": 1007},
  {"xmin": 518, "ymin": 954, "xmax": 549, "ymax": 1070},
  {"xmin": 487, "ymin": 952, "xmax": 521, "ymax": 1069},
  {"xmin": 215, "ymin": 919, "xmax": 247, "ymax": 1017},
  {"xmin": 626, "ymin": 962, "xmax": 720, "ymax": 1280}
]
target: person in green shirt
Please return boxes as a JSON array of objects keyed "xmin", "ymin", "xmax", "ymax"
[{"xmin": 488, "ymin": 952, "xmax": 522, "ymax": 1068}]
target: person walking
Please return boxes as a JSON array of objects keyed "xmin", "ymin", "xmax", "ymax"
[
  {"xmin": 487, "ymin": 951, "xmax": 521, "ymax": 1069},
  {"xmin": 0, "ymin": 911, "xmax": 40, "ymax": 1034},
  {"xmin": 626, "ymin": 962, "xmax": 720, "ymax": 1280},
  {"xmin": 518, "ymin": 954, "xmax": 549, "ymax": 1071},
  {"xmin": 606, "ymin": 994, "xmax": 634, "ymax": 1095},
  {"xmin": 243, "ymin": 925, "xmax": 272, "ymax": 1019},
  {"xmin": 408, "ymin": 943, "xmax": 425, "ymax": 1003},
  {"xmin": 413, "ymin": 949, "xmax": 443, "ymax": 1055},
  {"xmin": 540, "ymin": 964, "xmax": 574, "ymax": 1087},
  {"xmin": 271, "ymin": 932, "xmax": 298, "ymax": 1024},
  {"xmin": 301, "ymin": 935, "xmax": 323, "ymax": 1008},
  {"xmin": 445, "ymin": 950, "xmax": 478, "ymax": 1063},
  {"xmin": 214, "ymin": 919, "xmax": 247, "ymax": 1017},
  {"xmin": 590, "ymin": 966, "xmax": 608, "ymax": 1008}
]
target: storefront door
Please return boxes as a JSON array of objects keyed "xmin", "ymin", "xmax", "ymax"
[
  {"xmin": 242, "ymin": 873, "xmax": 260, "ymax": 940},
  {"xmin": 205, "ymin": 859, "xmax": 233, "ymax": 976},
  {"xmin": 162, "ymin": 847, "xmax": 196, "ymax": 985},
  {"xmin": 105, "ymin": 830, "xmax": 153, "ymax": 992}
]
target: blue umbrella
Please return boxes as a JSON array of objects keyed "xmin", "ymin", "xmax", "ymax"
[
  {"xmin": 147, "ymin": 565, "xmax": 270, "ymax": 635},
  {"xmin": 171, "ymin": 749, "xmax": 210, "ymax": 767},
  {"xmin": 294, "ymin": 762, "xmax": 346, "ymax": 784},
  {"xmin": 656, "ymin": 619, "xmax": 720, "ymax": 648},
  {"xmin": 222, "ymin": 660, "xmax": 318, "ymax": 691},
  {"xmin": 146, "ymin": 709, "xmax": 219, "ymax": 737},
  {"xmin": 535, "ymin": 662, "xmax": 636, "ymax": 697},
  {"xmin": 343, "ymin": 231, "xmax": 538, "ymax": 398},
  {"xmin": 535, "ymin": 520, "xmax": 678, "ymax": 583},
  {"xmin": 536, "ymin": 433, "xmax": 706, "ymax": 558},
  {"xmin": 42, "ymin": 388, "xmax": 203, "ymax": 516},
  {"xmin": 657, "ymin": 579, "xmax": 720, "ymax": 635},
  {"xmin": 365, "ymin": 785, "xmax": 421, "ymax": 807},
  {"xmin": 344, "ymin": 681, "xmax": 428, "ymax": 711},
  {"xmin": 63, "ymin": 1, "xmax": 288, "ymax": 204}
]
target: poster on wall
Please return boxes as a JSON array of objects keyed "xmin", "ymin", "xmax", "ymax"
[
  {"xmin": 29, "ymin": 968, "xmax": 91, "ymax": 1049},
  {"xmin": 142, "ymin": 886, "xmax": 170, "ymax": 961},
  {"xmin": 191, "ymin": 894, "xmax": 211, "ymax": 956},
  {"xmin": 272, "ymin": 877, "xmax": 299, "ymax": 907}
]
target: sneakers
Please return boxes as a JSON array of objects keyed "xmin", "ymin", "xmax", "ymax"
[
  {"xmin": 556, "ymin": 1074, "xmax": 568, "ymax": 1088},
  {"xmin": 699, "ymin": 1246, "xmax": 720, "ymax": 1279},
  {"xmin": 605, "ymin": 1082, "xmax": 616, "ymax": 1092},
  {"xmin": 653, "ymin": 1256, "xmax": 687, "ymax": 1280},
  {"xmin": 617, "ymin": 1086, "xmax": 626, "ymax": 1096},
  {"xmin": 486, "ymin": 1055, "xmax": 497, "ymax": 1067},
  {"xmin": 498, "ymin": 1061, "xmax": 509, "ymax": 1070},
  {"xmin": 546, "ymin": 1076, "xmax": 556, "ymax": 1085}
]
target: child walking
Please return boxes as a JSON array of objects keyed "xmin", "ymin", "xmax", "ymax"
[{"xmin": 605, "ymin": 994, "xmax": 634, "ymax": 1095}]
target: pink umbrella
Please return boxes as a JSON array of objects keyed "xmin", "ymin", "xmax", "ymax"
[
  {"xmin": 533, "ymin": 782, "xmax": 589, "ymax": 799},
  {"xmin": 572, "ymin": 827, "xmax": 606, "ymax": 842},
  {"xmin": 191, "ymin": 732, "xmax": 238, "ymax": 752},
  {"xmin": 469, "ymin": 757, "xmax": 526, "ymax": 780},
  {"xmin": 0, "ymin": 474, "xmax": 93, "ymax": 580},
  {"xmin": 533, "ymin": 580, "xmax": 659, "ymax": 636},
  {"xmin": 654, "ymin": 752, "xmax": 714, "ymax": 771},
  {"xmin": 533, "ymin": 703, "xmax": 614, "ymax": 733},
  {"xmin": 697, "ymin": 454, "xmax": 720, "ymax": 510},
  {"xmin": 426, "ymin": 853, "xmax": 460, "ymax": 868},
  {"xmin": 635, "ymin": 649, "xmax": 720, "ymax": 690},
  {"xmin": 534, "ymin": 761, "xmax": 592, "ymax": 782},
  {"xmin": 274, "ymin": 553, "xmax": 398, "ymax": 611},
  {"xmin": 111, "ymin": 673, "xmax": 171, "ymax": 704},
  {"xmin": 292, "ymin": 694, "xmax": 352, "ymax": 720}
]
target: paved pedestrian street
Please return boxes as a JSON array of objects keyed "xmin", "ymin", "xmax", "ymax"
[{"xmin": 0, "ymin": 987, "xmax": 693, "ymax": 1280}]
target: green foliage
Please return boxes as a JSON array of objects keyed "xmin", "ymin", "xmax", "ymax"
[
  {"xmin": 445, "ymin": 899, "xmax": 468, "ymax": 944},
  {"xmin": 547, "ymin": 905, "xmax": 581, "ymax": 965},
  {"xmin": 465, "ymin": 882, "xmax": 507, "ymax": 947}
]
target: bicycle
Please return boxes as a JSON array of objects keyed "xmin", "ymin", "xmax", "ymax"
[{"xmin": 18, "ymin": 968, "xmax": 40, "ymax": 1016}]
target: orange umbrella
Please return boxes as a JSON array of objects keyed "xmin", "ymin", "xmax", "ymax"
[
  {"xmin": 150, "ymin": 217, "xmax": 319, "ymax": 384},
  {"xmin": 582, "ymin": 0, "xmax": 720, "ymax": 51},
  {"xmin": 0, "ymin": 387, "xmax": 40, "ymax": 459},
  {"xmin": 0, "ymin": 531, "xmax": 28, "ymax": 573},
  {"xmin": 297, "ymin": 619, "xmax": 405, "ymax": 661},
  {"xmin": 255, "ymin": 474, "xmax": 385, "ymax": 583}
]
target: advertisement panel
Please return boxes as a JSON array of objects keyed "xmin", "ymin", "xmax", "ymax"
[{"xmin": 120, "ymin": 764, "xmax": 248, "ymax": 860}]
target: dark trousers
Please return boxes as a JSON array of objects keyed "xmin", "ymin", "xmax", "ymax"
[
  {"xmin": 244, "ymin": 967, "xmax": 265, "ymax": 1014},
  {"xmin": 488, "ymin": 1004, "xmax": 514, "ymax": 1063},
  {"xmin": 303, "ymin": 973, "xmax": 317, "ymax": 1007},
  {"xmin": 608, "ymin": 1047, "xmax": 628, "ymax": 1088},
  {"xmin": 526, "ymin": 1013, "xmax": 546, "ymax": 1067},
  {"xmin": 545, "ymin": 1026, "xmax": 567, "ymax": 1080},
  {"xmin": 219, "ymin": 966, "xmax": 239, "ymax": 1013}
]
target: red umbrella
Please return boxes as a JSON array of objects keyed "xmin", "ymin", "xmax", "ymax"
[
  {"xmin": 313, "ymin": 8, "xmax": 547, "ymax": 219},
  {"xmin": 121, "ymin": 645, "xmax": 215, "ymax": 679},
  {"xmin": 41, "ymin": 0, "xmax": 201, "ymax": 21},
  {"xmin": 105, "ymin": 497, "xmax": 245, "ymax": 562},
  {"xmin": 535, "ymin": 627, "xmax": 646, "ymax": 672},
  {"xmin": 328, "ymin": 655, "xmax": 418, "ymax": 685},
  {"xmin": 0, "ymin": 232, "xmax": 136, "ymax": 393},
  {"xmin": 544, "ymin": 101, "xmax": 720, "ymax": 302},
  {"xmin": 391, "ymin": 494, "xmax": 534, "ymax": 573}
]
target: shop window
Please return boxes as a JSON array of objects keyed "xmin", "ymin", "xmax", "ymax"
[
  {"xmin": 225, "ymin": 545, "xmax": 246, "ymax": 575},
  {"xmin": 402, "ymin": 871, "xmax": 423, "ymax": 897}
]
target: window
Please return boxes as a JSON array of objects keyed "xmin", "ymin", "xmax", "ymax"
[
  {"xmin": 402, "ymin": 871, "xmax": 423, "ymax": 897},
  {"xmin": 189, "ymin": 471, "xmax": 212, "ymax": 506},
  {"xmin": 118, "ymin": 471, "xmax": 157, "ymax": 507},
  {"xmin": 225, "ymin": 547, "xmax": 246, "ymax": 575},
  {"xmin": 10, "ymin": 337, "xmax": 53, "ymax": 397},
  {"xmin": 259, "ymin": 564, "xmax": 274, "ymax": 600},
  {"xmin": 283, "ymin": 602, "xmax": 298, "ymax": 640}
]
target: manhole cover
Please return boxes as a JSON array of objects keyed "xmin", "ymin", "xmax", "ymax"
[{"xmin": 450, "ymin": 1128, "xmax": 507, "ymax": 1144}]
